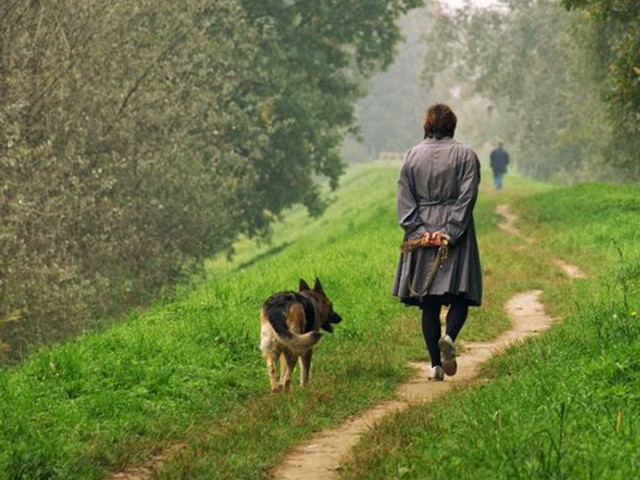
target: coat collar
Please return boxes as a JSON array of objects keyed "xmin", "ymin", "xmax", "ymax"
[{"xmin": 421, "ymin": 136, "xmax": 455, "ymax": 145}]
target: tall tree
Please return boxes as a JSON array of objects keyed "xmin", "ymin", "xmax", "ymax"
[
  {"xmin": 561, "ymin": 0, "xmax": 640, "ymax": 173},
  {"xmin": 0, "ymin": 0, "xmax": 424, "ymax": 361},
  {"xmin": 420, "ymin": 0, "xmax": 633, "ymax": 181},
  {"xmin": 236, "ymin": 0, "xmax": 423, "ymax": 216},
  {"xmin": 0, "ymin": 0, "xmax": 264, "ymax": 359}
]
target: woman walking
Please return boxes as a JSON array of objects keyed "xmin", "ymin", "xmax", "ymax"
[{"xmin": 392, "ymin": 103, "xmax": 482, "ymax": 381}]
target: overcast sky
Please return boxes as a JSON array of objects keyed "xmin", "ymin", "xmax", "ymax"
[{"xmin": 441, "ymin": 0, "xmax": 502, "ymax": 9}]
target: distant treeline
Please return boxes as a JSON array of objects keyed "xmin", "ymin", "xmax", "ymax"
[
  {"xmin": 0, "ymin": 0, "xmax": 422, "ymax": 362},
  {"xmin": 423, "ymin": 0, "xmax": 639, "ymax": 182}
]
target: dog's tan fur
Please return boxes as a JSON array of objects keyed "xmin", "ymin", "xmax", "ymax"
[{"xmin": 260, "ymin": 278, "xmax": 342, "ymax": 393}]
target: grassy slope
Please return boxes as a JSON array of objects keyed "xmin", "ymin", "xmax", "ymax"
[
  {"xmin": 342, "ymin": 178, "xmax": 640, "ymax": 479},
  {"xmin": 1, "ymin": 163, "xmax": 637, "ymax": 479},
  {"xmin": 0, "ymin": 163, "xmax": 479, "ymax": 479}
]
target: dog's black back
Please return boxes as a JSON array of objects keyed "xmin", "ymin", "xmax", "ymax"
[
  {"xmin": 259, "ymin": 277, "xmax": 342, "ymax": 392},
  {"xmin": 263, "ymin": 292, "xmax": 316, "ymax": 339}
]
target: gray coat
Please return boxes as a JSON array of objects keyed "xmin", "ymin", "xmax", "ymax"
[{"xmin": 391, "ymin": 137, "xmax": 482, "ymax": 306}]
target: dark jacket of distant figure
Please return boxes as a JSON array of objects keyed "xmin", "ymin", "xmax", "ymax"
[
  {"xmin": 489, "ymin": 146, "xmax": 510, "ymax": 174},
  {"xmin": 392, "ymin": 137, "xmax": 482, "ymax": 307}
]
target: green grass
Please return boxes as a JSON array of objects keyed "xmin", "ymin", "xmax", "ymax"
[
  {"xmin": 1, "ymin": 164, "xmax": 638, "ymax": 479},
  {"xmin": 0, "ymin": 163, "xmax": 428, "ymax": 479},
  {"xmin": 341, "ymin": 178, "xmax": 640, "ymax": 479}
]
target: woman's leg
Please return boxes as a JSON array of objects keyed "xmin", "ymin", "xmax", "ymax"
[
  {"xmin": 437, "ymin": 299, "xmax": 467, "ymax": 377},
  {"xmin": 445, "ymin": 301, "xmax": 468, "ymax": 341},
  {"xmin": 421, "ymin": 301, "xmax": 442, "ymax": 366}
]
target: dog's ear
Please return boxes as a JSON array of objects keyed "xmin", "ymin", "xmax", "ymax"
[
  {"xmin": 313, "ymin": 277, "xmax": 324, "ymax": 294},
  {"xmin": 299, "ymin": 279, "xmax": 311, "ymax": 291}
]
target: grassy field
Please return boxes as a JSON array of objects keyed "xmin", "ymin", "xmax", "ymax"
[
  {"xmin": 342, "ymin": 175, "xmax": 640, "ymax": 479},
  {"xmin": 0, "ymin": 163, "xmax": 638, "ymax": 479}
]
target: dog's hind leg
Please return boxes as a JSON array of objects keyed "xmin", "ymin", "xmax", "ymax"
[
  {"xmin": 266, "ymin": 353, "xmax": 282, "ymax": 393},
  {"xmin": 279, "ymin": 351, "xmax": 297, "ymax": 391},
  {"xmin": 299, "ymin": 350, "xmax": 313, "ymax": 386}
]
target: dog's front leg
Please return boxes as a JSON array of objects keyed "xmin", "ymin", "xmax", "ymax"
[{"xmin": 299, "ymin": 350, "xmax": 313, "ymax": 386}]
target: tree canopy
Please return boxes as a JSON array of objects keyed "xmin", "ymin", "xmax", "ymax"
[
  {"xmin": 0, "ymin": 0, "xmax": 422, "ymax": 361},
  {"xmin": 561, "ymin": 0, "xmax": 640, "ymax": 168},
  {"xmin": 420, "ymin": 0, "xmax": 639, "ymax": 182}
]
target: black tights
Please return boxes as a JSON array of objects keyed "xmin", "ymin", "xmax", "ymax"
[{"xmin": 420, "ymin": 298, "xmax": 468, "ymax": 367}]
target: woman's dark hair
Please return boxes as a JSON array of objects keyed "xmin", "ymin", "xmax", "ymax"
[{"xmin": 423, "ymin": 103, "xmax": 457, "ymax": 139}]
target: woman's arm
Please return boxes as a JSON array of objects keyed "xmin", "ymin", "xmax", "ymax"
[
  {"xmin": 396, "ymin": 160, "xmax": 428, "ymax": 239},
  {"xmin": 442, "ymin": 150, "xmax": 480, "ymax": 244}
]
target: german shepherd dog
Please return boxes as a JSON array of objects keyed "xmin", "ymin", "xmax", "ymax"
[{"xmin": 260, "ymin": 278, "xmax": 342, "ymax": 393}]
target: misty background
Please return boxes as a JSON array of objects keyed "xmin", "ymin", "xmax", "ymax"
[{"xmin": 351, "ymin": 0, "xmax": 639, "ymax": 184}]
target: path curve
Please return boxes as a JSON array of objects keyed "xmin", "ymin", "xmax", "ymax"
[
  {"xmin": 496, "ymin": 204, "xmax": 587, "ymax": 279},
  {"xmin": 269, "ymin": 204, "xmax": 586, "ymax": 480}
]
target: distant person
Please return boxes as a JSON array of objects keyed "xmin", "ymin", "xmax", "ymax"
[
  {"xmin": 392, "ymin": 103, "xmax": 482, "ymax": 381},
  {"xmin": 489, "ymin": 142, "xmax": 510, "ymax": 189}
]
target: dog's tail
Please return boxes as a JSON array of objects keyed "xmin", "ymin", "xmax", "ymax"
[
  {"xmin": 279, "ymin": 330, "xmax": 323, "ymax": 353},
  {"xmin": 262, "ymin": 300, "xmax": 322, "ymax": 353}
]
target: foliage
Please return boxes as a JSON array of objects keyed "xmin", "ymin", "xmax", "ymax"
[
  {"xmin": 234, "ymin": 0, "xmax": 424, "ymax": 212},
  {"xmin": 0, "ymin": 0, "xmax": 421, "ymax": 361},
  {"xmin": 562, "ymin": 0, "xmax": 640, "ymax": 123},
  {"xmin": 561, "ymin": 0, "xmax": 640, "ymax": 174},
  {"xmin": 420, "ymin": 0, "xmax": 639, "ymax": 182},
  {"xmin": 0, "ymin": 0, "xmax": 263, "ymax": 360}
]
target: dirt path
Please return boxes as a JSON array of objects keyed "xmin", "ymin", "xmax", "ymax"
[
  {"xmin": 269, "ymin": 292, "xmax": 552, "ymax": 479},
  {"xmin": 269, "ymin": 204, "xmax": 586, "ymax": 480},
  {"xmin": 495, "ymin": 203, "xmax": 530, "ymax": 240}
]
